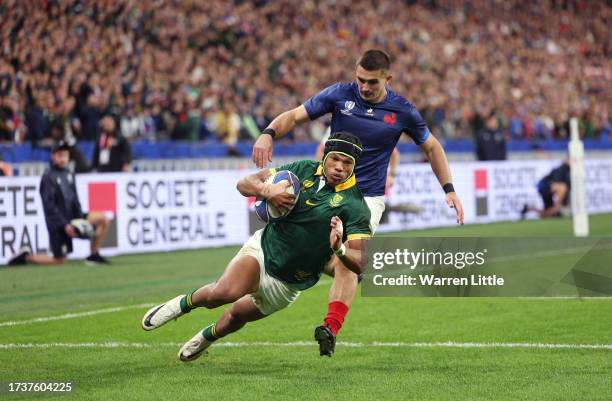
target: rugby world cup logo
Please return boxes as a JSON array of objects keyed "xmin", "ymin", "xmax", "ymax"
[{"xmin": 341, "ymin": 100, "xmax": 355, "ymax": 115}]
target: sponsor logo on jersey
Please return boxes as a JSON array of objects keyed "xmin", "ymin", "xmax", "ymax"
[
  {"xmin": 305, "ymin": 199, "xmax": 319, "ymax": 206},
  {"xmin": 366, "ymin": 108, "xmax": 374, "ymax": 116}
]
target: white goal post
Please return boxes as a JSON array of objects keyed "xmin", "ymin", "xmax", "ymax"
[{"xmin": 569, "ymin": 118, "xmax": 589, "ymax": 237}]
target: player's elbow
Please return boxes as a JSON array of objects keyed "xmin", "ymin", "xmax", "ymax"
[
  {"xmin": 236, "ymin": 178, "xmax": 248, "ymax": 197},
  {"xmin": 288, "ymin": 105, "xmax": 309, "ymax": 125},
  {"xmin": 421, "ymin": 136, "xmax": 442, "ymax": 156},
  {"xmin": 277, "ymin": 109, "xmax": 299, "ymax": 131}
]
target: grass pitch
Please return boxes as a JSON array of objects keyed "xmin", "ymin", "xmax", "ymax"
[{"xmin": 1, "ymin": 215, "xmax": 612, "ymax": 400}]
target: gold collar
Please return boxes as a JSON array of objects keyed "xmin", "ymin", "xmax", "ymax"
[{"xmin": 314, "ymin": 164, "xmax": 356, "ymax": 192}]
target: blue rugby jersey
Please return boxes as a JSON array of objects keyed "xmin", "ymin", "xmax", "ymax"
[{"xmin": 304, "ymin": 82, "xmax": 430, "ymax": 197}]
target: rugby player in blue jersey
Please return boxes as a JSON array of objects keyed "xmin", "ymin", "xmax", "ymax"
[{"xmin": 252, "ymin": 49, "xmax": 464, "ymax": 356}]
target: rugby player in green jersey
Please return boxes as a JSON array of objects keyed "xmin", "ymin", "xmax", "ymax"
[{"xmin": 141, "ymin": 132, "xmax": 371, "ymax": 362}]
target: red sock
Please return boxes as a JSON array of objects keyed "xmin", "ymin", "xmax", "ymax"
[{"xmin": 324, "ymin": 301, "xmax": 349, "ymax": 337}]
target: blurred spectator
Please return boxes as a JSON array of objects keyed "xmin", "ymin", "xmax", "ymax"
[
  {"xmin": 49, "ymin": 123, "xmax": 89, "ymax": 174},
  {"xmin": 215, "ymin": 102, "xmax": 241, "ymax": 147},
  {"xmin": 0, "ymin": 157, "xmax": 13, "ymax": 176},
  {"xmin": 138, "ymin": 107, "xmax": 158, "ymax": 141},
  {"xmin": 0, "ymin": 97, "xmax": 16, "ymax": 142},
  {"xmin": 0, "ymin": 0, "xmax": 608, "ymax": 146},
  {"xmin": 119, "ymin": 105, "xmax": 141, "ymax": 141},
  {"xmin": 79, "ymin": 94, "xmax": 103, "ymax": 141},
  {"xmin": 0, "ymin": 73, "xmax": 12, "ymax": 98},
  {"xmin": 24, "ymin": 98, "xmax": 49, "ymax": 145},
  {"xmin": 600, "ymin": 121, "xmax": 612, "ymax": 141},
  {"xmin": 91, "ymin": 116, "xmax": 131, "ymax": 172},
  {"xmin": 475, "ymin": 114, "xmax": 507, "ymax": 161}
]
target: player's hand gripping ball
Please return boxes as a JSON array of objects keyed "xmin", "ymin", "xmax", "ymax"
[{"xmin": 255, "ymin": 170, "xmax": 300, "ymax": 223}]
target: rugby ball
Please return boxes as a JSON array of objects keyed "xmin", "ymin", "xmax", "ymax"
[{"xmin": 255, "ymin": 170, "xmax": 300, "ymax": 223}]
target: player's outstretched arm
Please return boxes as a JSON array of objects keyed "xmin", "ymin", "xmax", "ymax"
[
  {"xmin": 329, "ymin": 216, "xmax": 368, "ymax": 274},
  {"xmin": 236, "ymin": 170, "xmax": 296, "ymax": 209},
  {"xmin": 252, "ymin": 105, "xmax": 310, "ymax": 168},
  {"xmin": 419, "ymin": 135, "xmax": 464, "ymax": 225}
]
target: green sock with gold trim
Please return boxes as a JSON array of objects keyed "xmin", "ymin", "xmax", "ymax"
[
  {"xmin": 202, "ymin": 323, "xmax": 220, "ymax": 342},
  {"xmin": 179, "ymin": 290, "xmax": 197, "ymax": 313}
]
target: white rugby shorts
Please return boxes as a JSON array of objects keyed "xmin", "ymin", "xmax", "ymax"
[
  {"xmin": 364, "ymin": 195, "xmax": 386, "ymax": 234},
  {"xmin": 235, "ymin": 229, "xmax": 300, "ymax": 315}
]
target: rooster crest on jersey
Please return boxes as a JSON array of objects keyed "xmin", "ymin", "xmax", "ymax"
[{"xmin": 255, "ymin": 170, "xmax": 301, "ymax": 223}]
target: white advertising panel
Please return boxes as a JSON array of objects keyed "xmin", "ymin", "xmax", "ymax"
[
  {"xmin": 0, "ymin": 176, "xmax": 50, "ymax": 262},
  {"xmin": 1, "ymin": 170, "xmax": 248, "ymax": 264},
  {"xmin": 378, "ymin": 159, "xmax": 612, "ymax": 232}
]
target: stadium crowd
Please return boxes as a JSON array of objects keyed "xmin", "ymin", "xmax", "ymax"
[{"xmin": 0, "ymin": 0, "xmax": 610, "ymax": 150}]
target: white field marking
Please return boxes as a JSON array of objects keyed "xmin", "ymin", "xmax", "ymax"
[
  {"xmin": 0, "ymin": 272, "xmax": 607, "ymax": 330},
  {"xmin": 1, "ymin": 291, "xmax": 610, "ymax": 329},
  {"xmin": 0, "ymin": 341, "xmax": 611, "ymax": 350},
  {"xmin": 0, "ymin": 303, "xmax": 155, "ymax": 328},
  {"xmin": 0, "ymin": 279, "xmax": 335, "ymax": 328},
  {"xmin": 0, "ymin": 280, "xmax": 339, "ymax": 329}
]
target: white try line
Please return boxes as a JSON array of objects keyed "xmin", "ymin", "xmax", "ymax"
[
  {"xmin": 0, "ymin": 341, "xmax": 611, "ymax": 350},
  {"xmin": 0, "ymin": 303, "xmax": 154, "ymax": 328}
]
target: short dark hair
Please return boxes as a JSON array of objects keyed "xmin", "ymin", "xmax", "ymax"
[
  {"xmin": 356, "ymin": 49, "xmax": 391, "ymax": 72},
  {"xmin": 51, "ymin": 140, "xmax": 70, "ymax": 153}
]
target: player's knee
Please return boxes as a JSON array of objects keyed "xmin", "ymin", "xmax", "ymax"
[{"xmin": 323, "ymin": 259, "xmax": 337, "ymax": 277}]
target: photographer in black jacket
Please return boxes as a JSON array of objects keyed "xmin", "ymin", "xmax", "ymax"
[{"xmin": 8, "ymin": 141, "xmax": 110, "ymax": 266}]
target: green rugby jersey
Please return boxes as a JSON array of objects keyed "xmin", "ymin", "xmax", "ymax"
[{"xmin": 261, "ymin": 160, "xmax": 371, "ymax": 290}]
